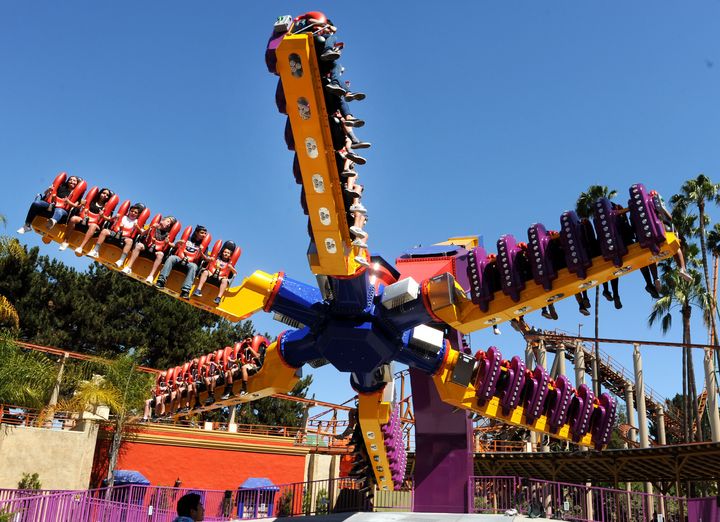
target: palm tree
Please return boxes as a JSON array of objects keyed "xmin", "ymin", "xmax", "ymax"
[
  {"xmin": 0, "ymin": 213, "xmax": 23, "ymax": 328},
  {"xmin": 0, "ymin": 335, "xmax": 56, "ymax": 407},
  {"xmin": 576, "ymin": 185, "xmax": 617, "ymax": 396},
  {"xmin": 649, "ymin": 260, "xmax": 710, "ymax": 442},
  {"xmin": 51, "ymin": 352, "xmax": 154, "ymax": 488},
  {"xmin": 673, "ymin": 175, "xmax": 720, "ymax": 366}
]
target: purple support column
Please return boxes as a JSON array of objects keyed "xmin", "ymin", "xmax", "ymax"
[{"xmin": 410, "ymin": 367, "xmax": 474, "ymax": 513}]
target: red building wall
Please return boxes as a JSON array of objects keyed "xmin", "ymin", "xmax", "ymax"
[{"xmin": 92, "ymin": 425, "xmax": 308, "ymax": 490}]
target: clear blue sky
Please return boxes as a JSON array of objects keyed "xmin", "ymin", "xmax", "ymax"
[{"xmin": 2, "ymin": 2, "xmax": 719, "ymax": 409}]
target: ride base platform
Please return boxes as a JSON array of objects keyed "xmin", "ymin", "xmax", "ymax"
[{"xmin": 269, "ymin": 513, "xmax": 550, "ymax": 521}]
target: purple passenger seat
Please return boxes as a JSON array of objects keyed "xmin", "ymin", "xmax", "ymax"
[
  {"xmin": 560, "ymin": 211, "xmax": 593, "ymax": 279},
  {"xmin": 265, "ymin": 21, "xmax": 289, "ymax": 75},
  {"xmin": 547, "ymin": 375, "xmax": 573, "ymax": 433},
  {"xmin": 284, "ymin": 118, "xmax": 295, "ymax": 150},
  {"xmin": 527, "ymin": 223, "xmax": 557, "ymax": 291},
  {"xmin": 593, "ymin": 198, "xmax": 627, "ymax": 267},
  {"xmin": 568, "ymin": 384, "xmax": 595, "ymax": 443},
  {"xmin": 523, "ymin": 365, "xmax": 550, "ymax": 424},
  {"xmin": 467, "ymin": 246, "xmax": 495, "ymax": 311},
  {"xmin": 498, "ymin": 356, "xmax": 526, "ymax": 415},
  {"xmin": 497, "ymin": 235, "xmax": 526, "ymax": 302},
  {"xmin": 292, "ymin": 154, "xmax": 303, "ymax": 185},
  {"xmin": 593, "ymin": 198, "xmax": 629, "ymax": 267},
  {"xmin": 475, "ymin": 346, "xmax": 503, "ymax": 407},
  {"xmin": 628, "ymin": 184, "xmax": 666, "ymax": 254},
  {"xmin": 591, "ymin": 393, "xmax": 617, "ymax": 450},
  {"xmin": 275, "ymin": 81, "xmax": 287, "ymax": 114}
]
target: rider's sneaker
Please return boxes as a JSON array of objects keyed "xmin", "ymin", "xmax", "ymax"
[
  {"xmin": 345, "ymin": 92, "xmax": 366, "ymax": 102},
  {"xmin": 59, "ymin": 242, "xmax": 69, "ymax": 251},
  {"xmin": 122, "ymin": 266, "xmax": 132, "ymax": 275},
  {"xmin": 349, "ymin": 226, "xmax": 367, "ymax": 239},
  {"xmin": 17, "ymin": 225, "xmax": 31, "ymax": 234}
]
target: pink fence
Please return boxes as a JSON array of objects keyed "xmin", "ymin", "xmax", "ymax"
[
  {"xmin": 469, "ymin": 476, "xmax": 689, "ymax": 521},
  {"xmin": 0, "ymin": 477, "xmax": 368, "ymax": 521},
  {"xmin": 1, "ymin": 476, "xmax": 706, "ymax": 520}
]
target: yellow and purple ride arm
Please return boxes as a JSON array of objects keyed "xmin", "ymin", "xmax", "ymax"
[{"xmin": 269, "ymin": 32, "xmax": 367, "ymax": 276}]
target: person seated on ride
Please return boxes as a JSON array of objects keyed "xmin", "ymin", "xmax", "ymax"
[
  {"xmin": 156, "ymin": 225, "xmax": 210, "ymax": 299},
  {"xmin": 86, "ymin": 203, "xmax": 146, "ymax": 263},
  {"xmin": 220, "ymin": 346, "xmax": 240, "ymax": 400},
  {"xmin": 177, "ymin": 365, "xmax": 196, "ymax": 414},
  {"xmin": 187, "ymin": 359, "xmax": 202, "ymax": 410},
  {"xmin": 167, "ymin": 366, "xmax": 185, "ymax": 414},
  {"xmin": 203, "ymin": 352, "xmax": 221, "ymax": 405},
  {"xmin": 292, "ymin": 13, "xmax": 366, "ymax": 105},
  {"xmin": 192, "ymin": 241, "xmax": 240, "ymax": 304},
  {"xmin": 239, "ymin": 340, "xmax": 262, "ymax": 395},
  {"xmin": 650, "ymin": 189, "xmax": 692, "ymax": 283},
  {"xmin": 18, "ymin": 175, "xmax": 83, "ymax": 233},
  {"xmin": 60, "ymin": 187, "xmax": 116, "ymax": 252},
  {"xmin": 151, "ymin": 371, "xmax": 169, "ymax": 418},
  {"xmin": 122, "ymin": 215, "xmax": 179, "ymax": 281}
]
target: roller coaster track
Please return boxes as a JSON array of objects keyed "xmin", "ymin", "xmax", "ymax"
[{"xmin": 526, "ymin": 331, "xmax": 683, "ymax": 440}]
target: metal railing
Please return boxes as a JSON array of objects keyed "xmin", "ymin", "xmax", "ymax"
[
  {"xmin": 0, "ymin": 403, "xmax": 78, "ymax": 431},
  {"xmin": 469, "ymin": 475, "xmax": 688, "ymax": 521},
  {"xmin": 0, "ymin": 477, "xmax": 370, "ymax": 521}
]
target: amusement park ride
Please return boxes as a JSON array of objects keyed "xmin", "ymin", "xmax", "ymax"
[{"xmin": 23, "ymin": 11, "xmax": 682, "ymax": 513}]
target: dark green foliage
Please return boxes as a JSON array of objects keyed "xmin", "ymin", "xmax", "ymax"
[
  {"xmin": 0, "ymin": 245, "xmax": 256, "ymax": 368},
  {"xmin": 277, "ymin": 490, "xmax": 294, "ymax": 517},
  {"xmin": 235, "ymin": 375, "xmax": 313, "ymax": 427},
  {"xmin": 0, "ymin": 334, "xmax": 56, "ymax": 407},
  {"xmin": 18, "ymin": 472, "xmax": 41, "ymax": 490}
]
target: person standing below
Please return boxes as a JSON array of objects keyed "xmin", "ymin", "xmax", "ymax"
[{"xmin": 173, "ymin": 492, "xmax": 204, "ymax": 522}]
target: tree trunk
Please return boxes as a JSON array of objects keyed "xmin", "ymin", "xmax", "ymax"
[
  {"xmin": 104, "ymin": 416, "xmax": 124, "ymax": 498},
  {"xmin": 682, "ymin": 331, "xmax": 689, "ymax": 443},
  {"xmin": 698, "ymin": 205, "xmax": 720, "ymax": 373},
  {"xmin": 684, "ymin": 304, "xmax": 702, "ymax": 441}
]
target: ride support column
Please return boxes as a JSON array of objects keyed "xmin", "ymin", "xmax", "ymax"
[{"xmin": 409, "ymin": 367, "xmax": 473, "ymax": 513}]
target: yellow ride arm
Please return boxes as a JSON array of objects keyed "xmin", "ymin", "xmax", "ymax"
[{"xmin": 275, "ymin": 34, "xmax": 365, "ymax": 276}]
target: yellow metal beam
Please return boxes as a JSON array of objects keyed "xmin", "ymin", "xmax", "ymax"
[
  {"xmin": 433, "ymin": 348, "xmax": 594, "ymax": 447},
  {"xmin": 275, "ymin": 34, "xmax": 364, "ymax": 277},
  {"xmin": 427, "ymin": 233, "xmax": 681, "ymax": 334},
  {"xmin": 30, "ymin": 216, "xmax": 277, "ymax": 323},
  {"xmin": 357, "ymin": 391, "xmax": 394, "ymax": 491}
]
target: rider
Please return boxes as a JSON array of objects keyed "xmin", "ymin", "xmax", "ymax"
[
  {"xmin": 192, "ymin": 241, "xmax": 239, "ymax": 304},
  {"xmin": 60, "ymin": 187, "xmax": 115, "ymax": 252},
  {"xmin": 87, "ymin": 203, "xmax": 146, "ymax": 265},
  {"xmin": 18, "ymin": 175, "xmax": 82, "ymax": 233},
  {"xmin": 122, "ymin": 215, "xmax": 178, "ymax": 282},
  {"xmin": 155, "ymin": 225, "xmax": 209, "ymax": 299}
]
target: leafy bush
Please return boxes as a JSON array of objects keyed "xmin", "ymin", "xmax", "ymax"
[{"xmin": 18, "ymin": 472, "xmax": 41, "ymax": 490}]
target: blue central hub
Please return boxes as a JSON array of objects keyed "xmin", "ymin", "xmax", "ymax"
[{"xmin": 272, "ymin": 264, "xmax": 445, "ymax": 391}]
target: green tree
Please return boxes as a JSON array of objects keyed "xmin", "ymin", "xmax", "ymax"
[
  {"xmin": 17, "ymin": 473, "xmax": 42, "ymax": 490},
  {"xmin": 575, "ymin": 185, "xmax": 617, "ymax": 396},
  {"xmin": 672, "ymin": 174, "xmax": 720, "ymax": 369},
  {"xmin": 0, "ymin": 245, "xmax": 256, "ymax": 368},
  {"xmin": 0, "ymin": 235, "xmax": 25, "ymax": 329},
  {"xmin": 0, "ymin": 334, "xmax": 56, "ymax": 407},
  {"xmin": 53, "ymin": 351, "xmax": 154, "ymax": 487},
  {"xmin": 235, "ymin": 375, "xmax": 313, "ymax": 427},
  {"xmin": 649, "ymin": 261, "xmax": 710, "ymax": 442}
]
